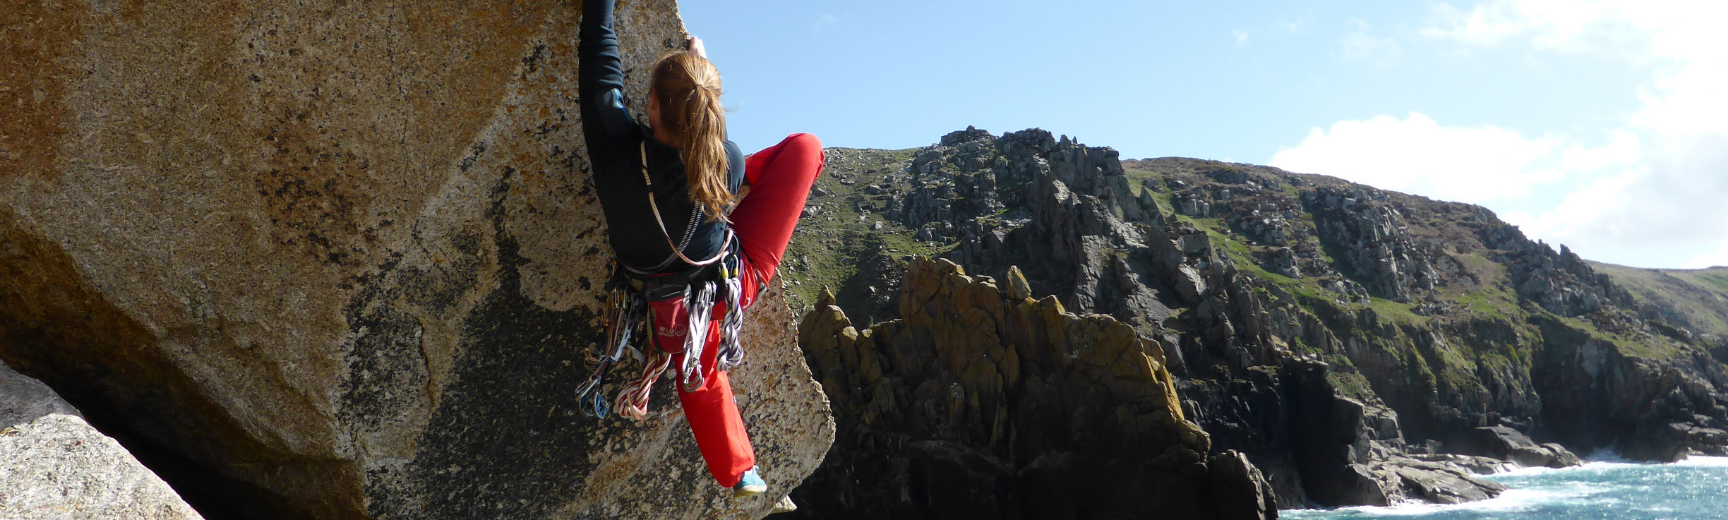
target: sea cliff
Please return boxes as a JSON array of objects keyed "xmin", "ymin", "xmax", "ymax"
[{"xmin": 776, "ymin": 127, "xmax": 1728, "ymax": 512}]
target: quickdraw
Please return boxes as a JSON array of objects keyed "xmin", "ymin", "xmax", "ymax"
[{"xmin": 576, "ymin": 286, "xmax": 645, "ymax": 419}]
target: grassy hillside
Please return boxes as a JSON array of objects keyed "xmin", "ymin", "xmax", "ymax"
[
  {"xmin": 778, "ymin": 148, "xmax": 945, "ymax": 321},
  {"xmin": 1592, "ymin": 262, "xmax": 1728, "ymax": 341}
]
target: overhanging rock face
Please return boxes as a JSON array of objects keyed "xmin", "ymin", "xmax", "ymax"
[{"xmin": 0, "ymin": 1, "xmax": 834, "ymax": 518}]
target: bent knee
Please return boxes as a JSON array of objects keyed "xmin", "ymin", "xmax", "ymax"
[{"xmin": 782, "ymin": 132, "xmax": 822, "ymax": 152}]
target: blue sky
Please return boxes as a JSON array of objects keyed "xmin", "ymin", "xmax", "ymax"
[{"xmin": 680, "ymin": 0, "xmax": 1727, "ymax": 270}]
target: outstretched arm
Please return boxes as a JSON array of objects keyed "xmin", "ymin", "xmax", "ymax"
[{"xmin": 579, "ymin": 0, "xmax": 637, "ymax": 141}]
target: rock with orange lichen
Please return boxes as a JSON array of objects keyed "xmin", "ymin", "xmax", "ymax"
[
  {"xmin": 786, "ymin": 257, "xmax": 1274, "ymax": 520},
  {"xmin": 0, "ymin": 2, "xmax": 832, "ymax": 519}
]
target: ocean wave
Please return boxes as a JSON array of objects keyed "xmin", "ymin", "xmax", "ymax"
[
  {"xmin": 1490, "ymin": 454, "xmax": 1728, "ymax": 477},
  {"xmin": 1286, "ymin": 454, "xmax": 1728, "ymax": 519},
  {"xmin": 1477, "ymin": 448, "xmax": 1637, "ymax": 478},
  {"xmin": 1583, "ymin": 447, "xmax": 1631, "ymax": 463},
  {"xmin": 1672, "ymin": 455, "xmax": 1728, "ymax": 467},
  {"xmin": 1485, "ymin": 460, "xmax": 1637, "ymax": 479}
]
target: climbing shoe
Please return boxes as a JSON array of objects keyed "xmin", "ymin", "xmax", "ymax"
[{"xmin": 732, "ymin": 467, "xmax": 767, "ymax": 498}]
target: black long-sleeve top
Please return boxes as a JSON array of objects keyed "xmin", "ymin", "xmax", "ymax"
[{"xmin": 580, "ymin": 0, "xmax": 744, "ymax": 273}]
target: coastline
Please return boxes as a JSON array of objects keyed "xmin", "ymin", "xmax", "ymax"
[{"xmin": 1283, "ymin": 455, "xmax": 1728, "ymax": 518}]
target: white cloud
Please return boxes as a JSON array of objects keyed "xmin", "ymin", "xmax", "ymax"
[
  {"xmin": 1278, "ymin": 1, "xmax": 1728, "ymax": 268},
  {"xmin": 1422, "ymin": 0, "xmax": 1727, "ymax": 137},
  {"xmin": 1420, "ymin": 1, "xmax": 1528, "ymax": 47},
  {"xmin": 1234, "ymin": 30, "xmax": 1250, "ymax": 47},
  {"xmin": 1497, "ymin": 131, "xmax": 1725, "ymax": 268},
  {"xmin": 1341, "ymin": 20, "xmax": 1402, "ymax": 67},
  {"xmin": 1685, "ymin": 243, "xmax": 1728, "ymax": 269},
  {"xmin": 812, "ymin": 13, "xmax": 841, "ymax": 33},
  {"xmin": 1271, "ymin": 113, "xmax": 1573, "ymax": 204},
  {"xmin": 1274, "ymin": 111, "xmax": 1725, "ymax": 268},
  {"xmin": 1498, "ymin": 168, "xmax": 1645, "ymax": 252},
  {"xmin": 1419, "ymin": 0, "xmax": 1649, "ymax": 54},
  {"xmin": 1635, "ymin": 44, "xmax": 1728, "ymax": 137}
]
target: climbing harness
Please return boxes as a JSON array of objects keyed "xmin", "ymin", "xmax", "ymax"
[{"xmin": 575, "ymin": 142, "xmax": 752, "ymax": 421}]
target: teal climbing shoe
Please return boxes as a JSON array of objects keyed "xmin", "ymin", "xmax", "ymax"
[{"xmin": 732, "ymin": 468, "xmax": 767, "ymax": 498}]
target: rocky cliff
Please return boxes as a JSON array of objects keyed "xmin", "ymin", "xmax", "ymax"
[
  {"xmin": 0, "ymin": 2, "xmax": 832, "ymax": 519},
  {"xmin": 777, "ymin": 127, "xmax": 1728, "ymax": 511},
  {"xmin": 788, "ymin": 257, "xmax": 1276, "ymax": 519}
]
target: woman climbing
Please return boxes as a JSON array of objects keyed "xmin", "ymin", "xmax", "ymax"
[{"xmin": 577, "ymin": 0, "xmax": 824, "ymax": 499}]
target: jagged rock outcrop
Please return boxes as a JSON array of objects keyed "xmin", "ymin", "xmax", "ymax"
[
  {"xmin": 881, "ymin": 128, "xmax": 1168, "ymax": 331},
  {"xmin": 1488, "ymin": 233, "xmax": 1633, "ymax": 318},
  {"xmin": 1304, "ymin": 187, "xmax": 1439, "ymax": 303},
  {"xmin": 787, "ymin": 257, "xmax": 1275, "ymax": 520},
  {"xmin": 0, "ymin": 2, "xmax": 833, "ymax": 519},
  {"xmin": 2, "ymin": 362, "xmax": 203, "ymax": 519}
]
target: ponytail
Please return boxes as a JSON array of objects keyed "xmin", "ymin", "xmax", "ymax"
[{"xmin": 651, "ymin": 52, "xmax": 733, "ymax": 222}]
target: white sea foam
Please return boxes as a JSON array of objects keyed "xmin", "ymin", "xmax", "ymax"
[
  {"xmin": 1673, "ymin": 455, "xmax": 1728, "ymax": 467},
  {"xmin": 1287, "ymin": 486, "xmax": 1585, "ymax": 517},
  {"xmin": 1284, "ymin": 452, "xmax": 1728, "ymax": 519},
  {"xmin": 1583, "ymin": 447, "xmax": 1631, "ymax": 463},
  {"xmin": 1489, "ymin": 464, "xmax": 1561, "ymax": 478},
  {"xmin": 1485, "ymin": 459, "xmax": 1637, "ymax": 480},
  {"xmin": 1478, "ymin": 448, "xmax": 1641, "ymax": 479}
]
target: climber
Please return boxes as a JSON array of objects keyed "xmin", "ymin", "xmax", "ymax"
[{"xmin": 577, "ymin": 0, "xmax": 824, "ymax": 500}]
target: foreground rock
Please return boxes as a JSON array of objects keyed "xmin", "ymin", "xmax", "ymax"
[
  {"xmin": 2, "ymin": 362, "xmax": 202, "ymax": 519},
  {"xmin": 788, "ymin": 257, "xmax": 1276, "ymax": 520},
  {"xmin": 1455, "ymin": 426, "xmax": 1581, "ymax": 469},
  {"xmin": 1370, "ymin": 456, "xmax": 1507, "ymax": 504},
  {"xmin": 0, "ymin": 2, "xmax": 833, "ymax": 518}
]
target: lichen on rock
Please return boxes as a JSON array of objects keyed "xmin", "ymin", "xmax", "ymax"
[
  {"xmin": 0, "ymin": 1, "xmax": 833, "ymax": 518},
  {"xmin": 789, "ymin": 256, "xmax": 1275, "ymax": 519}
]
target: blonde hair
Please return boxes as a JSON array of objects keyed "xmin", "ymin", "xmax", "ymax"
[{"xmin": 651, "ymin": 51, "xmax": 732, "ymax": 222}]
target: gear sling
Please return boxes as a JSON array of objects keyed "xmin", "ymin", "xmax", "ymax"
[
  {"xmin": 577, "ymin": 131, "xmax": 826, "ymax": 489},
  {"xmin": 577, "ymin": 143, "xmax": 748, "ymax": 422},
  {"xmin": 579, "ymin": 134, "xmax": 826, "ymax": 490}
]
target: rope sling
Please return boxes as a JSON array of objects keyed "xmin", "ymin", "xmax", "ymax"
[{"xmin": 576, "ymin": 142, "xmax": 749, "ymax": 421}]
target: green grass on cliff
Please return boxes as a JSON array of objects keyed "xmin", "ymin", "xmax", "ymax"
[
  {"xmin": 779, "ymin": 148, "xmax": 935, "ymax": 310},
  {"xmin": 1561, "ymin": 314, "xmax": 1686, "ymax": 360},
  {"xmin": 1138, "ymin": 171, "xmax": 1547, "ymax": 403},
  {"xmin": 1328, "ymin": 370, "xmax": 1378, "ymax": 404},
  {"xmin": 1123, "ymin": 162, "xmax": 1160, "ymax": 196},
  {"xmin": 1591, "ymin": 262, "xmax": 1728, "ymax": 340},
  {"xmin": 1173, "ymin": 209, "xmax": 1443, "ymax": 335},
  {"xmin": 1449, "ymin": 286, "xmax": 1521, "ymax": 323},
  {"xmin": 1439, "ymin": 254, "xmax": 1524, "ymax": 323},
  {"xmin": 1166, "ymin": 206, "xmax": 1504, "ymax": 400},
  {"xmin": 1686, "ymin": 270, "xmax": 1728, "ymax": 294}
]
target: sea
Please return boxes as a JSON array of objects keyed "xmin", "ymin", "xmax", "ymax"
[{"xmin": 1283, "ymin": 455, "xmax": 1728, "ymax": 520}]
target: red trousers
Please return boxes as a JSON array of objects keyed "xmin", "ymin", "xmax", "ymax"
[{"xmin": 652, "ymin": 133, "xmax": 823, "ymax": 487}]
